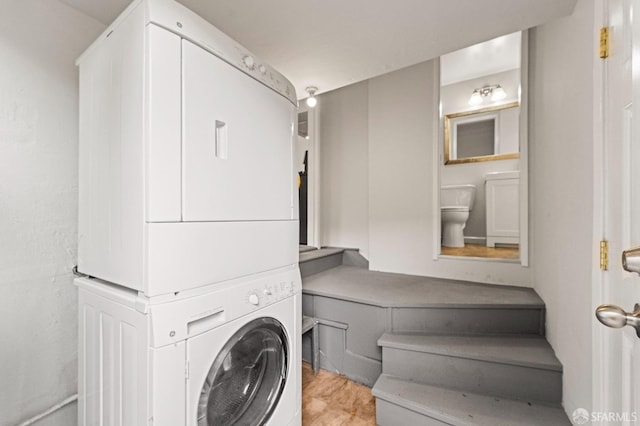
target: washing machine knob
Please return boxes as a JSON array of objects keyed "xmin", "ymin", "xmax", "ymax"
[{"xmin": 248, "ymin": 293, "xmax": 259, "ymax": 305}]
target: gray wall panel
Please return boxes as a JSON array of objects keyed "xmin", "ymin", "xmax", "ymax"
[
  {"xmin": 342, "ymin": 350, "xmax": 382, "ymax": 387},
  {"xmin": 318, "ymin": 323, "xmax": 346, "ymax": 373},
  {"xmin": 314, "ymin": 296, "xmax": 386, "ymax": 360}
]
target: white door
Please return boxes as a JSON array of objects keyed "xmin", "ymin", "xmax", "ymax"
[
  {"xmin": 594, "ymin": 0, "xmax": 640, "ymax": 424},
  {"xmin": 182, "ymin": 40, "xmax": 296, "ymax": 222}
]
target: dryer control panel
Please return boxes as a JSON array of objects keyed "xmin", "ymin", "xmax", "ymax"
[{"xmin": 147, "ymin": 0, "xmax": 297, "ymax": 105}]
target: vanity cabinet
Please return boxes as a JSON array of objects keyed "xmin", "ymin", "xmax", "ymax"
[{"xmin": 485, "ymin": 171, "xmax": 519, "ymax": 247}]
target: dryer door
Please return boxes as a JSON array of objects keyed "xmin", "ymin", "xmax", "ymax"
[
  {"xmin": 197, "ymin": 317, "xmax": 288, "ymax": 426},
  {"xmin": 182, "ymin": 40, "xmax": 296, "ymax": 222}
]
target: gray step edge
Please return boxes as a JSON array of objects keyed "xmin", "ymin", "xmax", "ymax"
[
  {"xmin": 372, "ymin": 374, "xmax": 571, "ymax": 426},
  {"xmin": 378, "ymin": 332, "xmax": 562, "ymax": 372},
  {"xmin": 299, "ymin": 247, "xmax": 345, "ymax": 263}
]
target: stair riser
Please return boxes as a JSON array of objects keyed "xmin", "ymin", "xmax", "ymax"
[
  {"xmin": 391, "ymin": 307, "xmax": 544, "ymax": 335},
  {"xmin": 382, "ymin": 347, "xmax": 562, "ymax": 403},
  {"xmin": 299, "ymin": 252, "xmax": 343, "ymax": 278},
  {"xmin": 376, "ymin": 399, "xmax": 453, "ymax": 426}
]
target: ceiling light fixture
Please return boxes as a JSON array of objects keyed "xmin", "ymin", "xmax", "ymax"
[
  {"xmin": 468, "ymin": 84, "xmax": 506, "ymax": 106},
  {"xmin": 305, "ymin": 86, "xmax": 318, "ymax": 108}
]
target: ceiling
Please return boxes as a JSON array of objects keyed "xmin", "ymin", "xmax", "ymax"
[
  {"xmin": 58, "ymin": 0, "xmax": 577, "ymax": 100},
  {"xmin": 441, "ymin": 32, "xmax": 521, "ymax": 87}
]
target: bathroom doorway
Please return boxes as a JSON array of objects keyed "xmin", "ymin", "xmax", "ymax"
[{"xmin": 437, "ymin": 31, "xmax": 528, "ymax": 264}]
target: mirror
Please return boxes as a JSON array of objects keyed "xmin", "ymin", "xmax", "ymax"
[
  {"xmin": 438, "ymin": 31, "xmax": 527, "ymax": 263},
  {"xmin": 444, "ymin": 102, "xmax": 520, "ymax": 164}
]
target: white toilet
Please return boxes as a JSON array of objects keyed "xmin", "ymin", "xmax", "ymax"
[{"xmin": 441, "ymin": 185, "xmax": 477, "ymax": 248}]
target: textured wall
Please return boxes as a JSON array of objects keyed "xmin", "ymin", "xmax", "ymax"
[{"xmin": 0, "ymin": 1, "xmax": 103, "ymax": 425}]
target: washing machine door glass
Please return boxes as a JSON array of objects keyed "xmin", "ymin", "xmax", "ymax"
[{"xmin": 198, "ymin": 317, "xmax": 289, "ymax": 426}]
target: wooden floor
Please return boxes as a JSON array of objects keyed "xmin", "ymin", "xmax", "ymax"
[
  {"xmin": 302, "ymin": 362, "xmax": 376, "ymax": 425},
  {"xmin": 441, "ymin": 243, "xmax": 519, "ymax": 259}
]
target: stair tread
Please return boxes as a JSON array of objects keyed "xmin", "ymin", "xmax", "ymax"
[
  {"xmin": 302, "ymin": 265, "xmax": 544, "ymax": 308},
  {"xmin": 373, "ymin": 374, "xmax": 571, "ymax": 426},
  {"xmin": 299, "ymin": 247, "xmax": 345, "ymax": 263},
  {"xmin": 379, "ymin": 333, "xmax": 562, "ymax": 371}
]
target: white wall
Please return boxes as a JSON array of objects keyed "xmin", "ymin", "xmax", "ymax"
[
  {"xmin": 318, "ymin": 81, "xmax": 370, "ymax": 258},
  {"xmin": 0, "ymin": 2, "xmax": 103, "ymax": 425},
  {"xmin": 368, "ymin": 62, "xmax": 434, "ymax": 273},
  {"xmin": 529, "ymin": 0, "xmax": 594, "ymax": 415}
]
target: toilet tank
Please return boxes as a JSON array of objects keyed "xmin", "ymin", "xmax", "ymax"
[{"xmin": 441, "ymin": 184, "xmax": 477, "ymax": 209}]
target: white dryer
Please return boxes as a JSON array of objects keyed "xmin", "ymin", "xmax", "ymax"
[
  {"xmin": 76, "ymin": 0, "xmax": 299, "ymax": 297},
  {"xmin": 77, "ymin": 267, "xmax": 301, "ymax": 426}
]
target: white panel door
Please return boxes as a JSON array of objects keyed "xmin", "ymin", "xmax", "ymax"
[
  {"xmin": 594, "ymin": 0, "xmax": 640, "ymax": 424},
  {"xmin": 182, "ymin": 40, "xmax": 295, "ymax": 222}
]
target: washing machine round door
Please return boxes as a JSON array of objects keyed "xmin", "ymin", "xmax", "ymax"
[{"xmin": 197, "ymin": 317, "xmax": 289, "ymax": 426}]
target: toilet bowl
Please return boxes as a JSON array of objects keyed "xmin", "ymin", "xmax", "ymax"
[
  {"xmin": 441, "ymin": 185, "xmax": 476, "ymax": 248},
  {"xmin": 441, "ymin": 207, "xmax": 470, "ymax": 247}
]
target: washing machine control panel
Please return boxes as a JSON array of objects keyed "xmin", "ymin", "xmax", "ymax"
[
  {"xmin": 245, "ymin": 279, "xmax": 297, "ymax": 308},
  {"xmin": 145, "ymin": 268, "xmax": 300, "ymax": 347}
]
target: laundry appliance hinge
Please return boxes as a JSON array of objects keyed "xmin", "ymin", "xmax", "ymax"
[
  {"xmin": 600, "ymin": 26, "xmax": 610, "ymax": 59},
  {"xmin": 600, "ymin": 240, "xmax": 609, "ymax": 271}
]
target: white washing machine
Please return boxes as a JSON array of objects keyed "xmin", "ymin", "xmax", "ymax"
[
  {"xmin": 76, "ymin": 0, "xmax": 299, "ymax": 297},
  {"xmin": 77, "ymin": 266, "xmax": 301, "ymax": 426}
]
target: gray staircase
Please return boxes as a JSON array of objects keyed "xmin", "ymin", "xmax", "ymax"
[
  {"xmin": 378, "ymin": 333, "xmax": 562, "ymax": 403},
  {"xmin": 374, "ymin": 374, "xmax": 571, "ymax": 426},
  {"xmin": 373, "ymin": 332, "xmax": 570, "ymax": 424},
  {"xmin": 298, "ymin": 247, "xmax": 570, "ymax": 425}
]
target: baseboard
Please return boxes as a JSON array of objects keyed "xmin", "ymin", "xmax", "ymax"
[{"xmin": 464, "ymin": 236, "xmax": 486, "ymax": 245}]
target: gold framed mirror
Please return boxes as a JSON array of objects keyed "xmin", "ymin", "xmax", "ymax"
[{"xmin": 444, "ymin": 102, "xmax": 520, "ymax": 165}]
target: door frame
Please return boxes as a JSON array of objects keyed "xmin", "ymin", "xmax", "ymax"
[
  {"xmin": 433, "ymin": 31, "xmax": 530, "ymax": 271},
  {"xmin": 297, "ymin": 103, "xmax": 320, "ymax": 247},
  {"xmin": 591, "ymin": 0, "xmax": 607, "ymax": 419}
]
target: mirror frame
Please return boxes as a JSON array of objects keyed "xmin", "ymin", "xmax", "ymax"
[{"xmin": 444, "ymin": 101, "xmax": 520, "ymax": 165}]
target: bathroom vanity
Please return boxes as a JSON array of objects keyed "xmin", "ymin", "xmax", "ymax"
[{"xmin": 485, "ymin": 171, "xmax": 519, "ymax": 247}]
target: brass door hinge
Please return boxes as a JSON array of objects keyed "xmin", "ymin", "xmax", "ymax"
[
  {"xmin": 600, "ymin": 27, "xmax": 610, "ymax": 59},
  {"xmin": 600, "ymin": 240, "xmax": 609, "ymax": 270}
]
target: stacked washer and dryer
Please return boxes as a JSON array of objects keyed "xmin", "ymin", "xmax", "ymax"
[{"xmin": 75, "ymin": 1, "xmax": 301, "ymax": 425}]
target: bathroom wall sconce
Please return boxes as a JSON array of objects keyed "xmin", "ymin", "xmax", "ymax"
[
  {"xmin": 468, "ymin": 85, "xmax": 506, "ymax": 106},
  {"xmin": 305, "ymin": 86, "xmax": 318, "ymax": 108}
]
